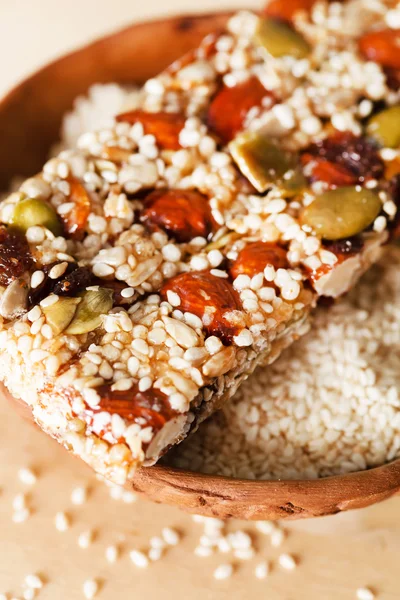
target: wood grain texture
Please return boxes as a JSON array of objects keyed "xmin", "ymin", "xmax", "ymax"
[{"xmin": 1, "ymin": 13, "xmax": 399, "ymax": 521}]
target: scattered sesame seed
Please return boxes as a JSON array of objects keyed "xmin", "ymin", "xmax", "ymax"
[
  {"xmin": 129, "ymin": 550, "xmax": 149, "ymax": 569},
  {"xmin": 82, "ymin": 579, "xmax": 99, "ymax": 600},
  {"xmin": 278, "ymin": 553, "xmax": 297, "ymax": 571},
  {"xmin": 255, "ymin": 562, "xmax": 270, "ymax": 580},
  {"xmin": 24, "ymin": 575, "xmax": 43, "ymax": 590},
  {"xmin": 356, "ymin": 588, "xmax": 375, "ymax": 600},
  {"xmin": 162, "ymin": 527, "xmax": 180, "ymax": 546},
  {"xmin": 213, "ymin": 564, "xmax": 233, "ymax": 581},
  {"xmin": 55, "ymin": 512, "xmax": 70, "ymax": 532},
  {"xmin": 78, "ymin": 530, "xmax": 94, "ymax": 549},
  {"xmin": 105, "ymin": 545, "xmax": 119, "ymax": 564}
]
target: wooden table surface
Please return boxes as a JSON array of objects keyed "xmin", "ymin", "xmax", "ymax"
[{"xmin": 0, "ymin": 1, "xmax": 399, "ymax": 598}]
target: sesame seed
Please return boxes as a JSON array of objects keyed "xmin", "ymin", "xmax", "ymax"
[
  {"xmin": 213, "ymin": 564, "xmax": 233, "ymax": 580},
  {"xmin": 78, "ymin": 530, "xmax": 94, "ymax": 549},
  {"xmin": 30, "ymin": 271, "xmax": 45, "ymax": 289},
  {"xmin": 24, "ymin": 575, "xmax": 43, "ymax": 590},
  {"xmin": 356, "ymin": 588, "xmax": 375, "ymax": 600},
  {"xmin": 129, "ymin": 550, "xmax": 149, "ymax": 568},
  {"xmin": 255, "ymin": 562, "xmax": 270, "ymax": 579},
  {"xmin": 18, "ymin": 468, "xmax": 37, "ymax": 486},
  {"xmin": 55, "ymin": 512, "xmax": 70, "ymax": 532},
  {"xmin": 71, "ymin": 486, "xmax": 88, "ymax": 505},
  {"xmin": 105, "ymin": 545, "xmax": 119, "ymax": 563},
  {"xmin": 162, "ymin": 527, "xmax": 180, "ymax": 546},
  {"xmin": 278, "ymin": 553, "xmax": 297, "ymax": 570},
  {"xmin": 82, "ymin": 579, "xmax": 99, "ymax": 600}
]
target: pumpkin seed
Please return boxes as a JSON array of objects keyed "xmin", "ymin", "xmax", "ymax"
[
  {"xmin": 230, "ymin": 132, "xmax": 305, "ymax": 194},
  {"xmin": 255, "ymin": 17, "xmax": 311, "ymax": 59},
  {"xmin": 11, "ymin": 198, "xmax": 62, "ymax": 236},
  {"xmin": 301, "ymin": 186, "xmax": 382, "ymax": 240},
  {"xmin": 42, "ymin": 297, "xmax": 82, "ymax": 335},
  {"xmin": 366, "ymin": 105, "xmax": 400, "ymax": 149},
  {"xmin": 66, "ymin": 288, "xmax": 113, "ymax": 335}
]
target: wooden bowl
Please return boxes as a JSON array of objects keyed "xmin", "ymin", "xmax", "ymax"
[{"xmin": 1, "ymin": 12, "xmax": 400, "ymax": 521}]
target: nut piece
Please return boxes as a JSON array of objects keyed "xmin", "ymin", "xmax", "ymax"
[
  {"xmin": 142, "ymin": 189, "xmax": 216, "ymax": 243},
  {"xmin": 358, "ymin": 28, "xmax": 400, "ymax": 70},
  {"xmin": 65, "ymin": 288, "xmax": 113, "ymax": 335},
  {"xmin": 366, "ymin": 106, "xmax": 400, "ymax": 149},
  {"xmin": 229, "ymin": 242, "xmax": 288, "ymax": 280},
  {"xmin": 202, "ymin": 346, "xmax": 236, "ymax": 377},
  {"xmin": 301, "ymin": 187, "xmax": 382, "ymax": 240},
  {"xmin": 301, "ymin": 133, "xmax": 384, "ymax": 187},
  {"xmin": 255, "ymin": 17, "xmax": 311, "ymax": 59},
  {"xmin": 42, "ymin": 296, "xmax": 82, "ymax": 334},
  {"xmin": 0, "ymin": 226, "xmax": 33, "ymax": 286},
  {"xmin": 94, "ymin": 385, "xmax": 180, "ymax": 435},
  {"xmin": 116, "ymin": 110, "xmax": 185, "ymax": 151},
  {"xmin": 62, "ymin": 177, "xmax": 91, "ymax": 240},
  {"xmin": 207, "ymin": 77, "xmax": 273, "ymax": 144},
  {"xmin": 0, "ymin": 278, "xmax": 29, "ymax": 320},
  {"xmin": 11, "ymin": 198, "xmax": 61, "ymax": 236},
  {"xmin": 161, "ymin": 271, "xmax": 242, "ymax": 344},
  {"xmin": 263, "ymin": 0, "xmax": 316, "ymax": 22},
  {"xmin": 230, "ymin": 132, "xmax": 305, "ymax": 194}
]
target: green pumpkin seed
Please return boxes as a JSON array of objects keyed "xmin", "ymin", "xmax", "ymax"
[
  {"xmin": 66, "ymin": 288, "xmax": 114, "ymax": 335},
  {"xmin": 366, "ymin": 105, "xmax": 400, "ymax": 149},
  {"xmin": 230, "ymin": 131, "xmax": 306, "ymax": 194},
  {"xmin": 11, "ymin": 198, "xmax": 62, "ymax": 236},
  {"xmin": 42, "ymin": 297, "xmax": 82, "ymax": 335},
  {"xmin": 301, "ymin": 186, "xmax": 382, "ymax": 240},
  {"xmin": 255, "ymin": 17, "xmax": 311, "ymax": 59}
]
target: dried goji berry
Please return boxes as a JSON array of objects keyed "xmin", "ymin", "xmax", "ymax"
[
  {"xmin": 207, "ymin": 77, "xmax": 273, "ymax": 144},
  {"xmin": 263, "ymin": 0, "xmax": 316, "ymax": 22},
  {"xmin": 116, "ymin": 110, "xmax": 186, "ymax": 151},
  {"xmin": 61, "ymin": 177, "xmax": 91, "ymax": 240},
  {"xmin": 358, "ymin": 29, "xmax": 400, "ymax": 70}
]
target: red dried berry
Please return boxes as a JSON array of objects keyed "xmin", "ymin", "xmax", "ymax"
[
  {"xmin": 301, "ymin": 132, "xmax": 384, "ymax": 187},
  {"xmin": 116, "ymin": 110, "xmax": 185, "ymax": 151},
  {"xmin": 229, "ymin": 242, "xmax": 288, "ymax": 280},
  {"xmin": 0, "ymin": 226, "xmax": 33, "ymax": 286},
  {"xmin": 263, "ymin": 0, "xmax": 316, "ymax": 22},
  {"xmin": 142, "ymin": 189, "xmax": 216, "ymax": 243},
  {"xmin": 160, "ymin": 271, "xmax": 242, "ymax": 343},
  {"xmin": 94, "ymin": 385, "xmax": 178, "ymax": 436},
  {"xmin": 207, "ymin": 77, "xmax": 273, "ymax": 144},
  {"xmin": 359, "ymin": 29, "xmax": 400, "ymax": 70},
  {"xmin": 61, "ymin": 177, "xmax": 91, "ymax": 241}
]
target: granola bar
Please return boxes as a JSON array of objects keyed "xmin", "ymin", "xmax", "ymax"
[{"xmin": 0, "ymin": 0, "xmax": 399, "ymax": 484}]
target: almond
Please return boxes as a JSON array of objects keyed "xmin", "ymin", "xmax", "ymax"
[
  {"xmin": 229, "ymin": 242, "xmax": 288, "ymax": 280},
  {"xmin": 116, "ymin": 110, "xmax": 186, "ymax": 151},
  {"xmin": 207, "ymin": 77, "xmax": 273, "ymax": 144},
  {"xmin": 160, "ymin": 271, "xmax": 242, "ymax": 344},
  {"xmin": 92, "ymin": 385, "xmax": 178, "ymax": 438},
  {"xmin": 142, "ymin": 189, "xmax": 216, "ymax": 243}
]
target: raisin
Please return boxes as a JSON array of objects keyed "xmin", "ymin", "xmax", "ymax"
[
  {"xmin": 53, "ymin": 266, "xmax": 94, "ymax": 296},
  {"xmin": 142, "ymin": 189, "xmax": 216, "ymax": 243},
  {"xmin": 388, "ymin": 174, "xmax": 400, "ymax": 240},
  {"xmin": 0, "ymin": 226, "xmax": 33, "ymax": 286},
  {"xmin": 301, "ymin": 132, "xmax": 384, "ymax": 186},
  {"xmin": 385, "ymin": 67, "xmax": 400, "ymax": 91},
  {"xmin": 160, "ymin": 271, "xmax": 242, "ymax": 344},
  {"xmin": 207, "ymin": 77, "xmax": 273, "ymax": 144}
]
